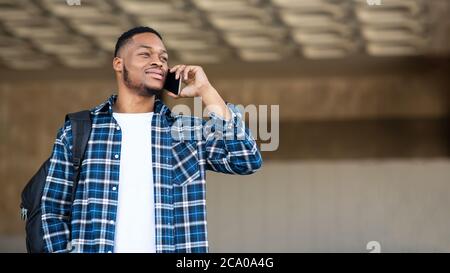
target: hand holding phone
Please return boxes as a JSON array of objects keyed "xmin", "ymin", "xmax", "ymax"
[{"xmin": 163, "ymin": 70, "xmax": 181, "ymax": 95}]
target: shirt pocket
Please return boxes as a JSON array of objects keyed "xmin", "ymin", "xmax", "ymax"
[{"xmin": 172, "ymin": 141, "xmax": 200, "ymax": 186}]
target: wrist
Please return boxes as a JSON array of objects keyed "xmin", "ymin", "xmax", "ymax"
[
  {"xmin": 200, "ymin": 87, "xmax": 232, "ymax": 121},
  {"xmin": 197, "ymin": 82, "xmax": 215, "ymax": 97}
]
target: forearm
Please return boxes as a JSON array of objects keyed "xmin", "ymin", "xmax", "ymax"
[
  {"xmin": 199, "ymin": 84, "xmax": 232, "ymax": 121},
  {"xmin": 42, "ymin": 124, "xmax": 74, "ymax": 252}
]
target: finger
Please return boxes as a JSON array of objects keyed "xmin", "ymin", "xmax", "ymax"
[
  {"xmin": 185, "ymin": 66, "xmax": 200, "ymax": 81},
  {"xmin": 175, "ymin": 65, "xmax": 186, "ymax": 79},
  {"xmin": 170, "ymin": 65, "xmax": 181, "ymax": 73},
  {"xmin": 183, "ymin": 66, "xmax": 194, "ymax": 81}
]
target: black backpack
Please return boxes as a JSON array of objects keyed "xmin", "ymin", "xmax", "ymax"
[{"xmin": 20, "ymin": 110, "xmax": 92, "ymax": 253}]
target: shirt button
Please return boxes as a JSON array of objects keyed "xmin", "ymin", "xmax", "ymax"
[
  {"xmin": 116, "ymin": 126, "xmax": 120, "ymax": 131},
  {"xmin": 112, "ymin": 186, "xmax": 117, "ymax": 191},
  {"xmin": 114, "ymin": 154, "xmax": 119, "ymax": 159},
  {"xmin": 109, "ymin": 220, "xmax": 115, "ymax": 225},
  {"xmin": 108, "ymin": 251, "xmax": 112, "ymax": 253}
]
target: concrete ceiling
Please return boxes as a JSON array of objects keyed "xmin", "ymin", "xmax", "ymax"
[{"xmin": 0, "ymin": 0, "xmax": 449, "ymax": 69}]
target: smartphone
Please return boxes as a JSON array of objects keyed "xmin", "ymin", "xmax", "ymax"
[{"xmin": 163, "ymin": 70, "xmax": 181, "ymax": 95}]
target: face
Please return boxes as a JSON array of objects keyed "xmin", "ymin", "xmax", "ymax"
[{"xmin": 115, "ymin": 32, "xmax": 169, "ymax": 97}]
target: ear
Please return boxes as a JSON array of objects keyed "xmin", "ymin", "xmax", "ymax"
[{"xmin": 113, "ymin": 57, "xmax": 123, "ymax": 73}]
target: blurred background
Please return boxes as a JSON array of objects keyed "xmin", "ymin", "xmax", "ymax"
[{"xmin": 0, "ymin": 0, "xmax": 449, "ymax": 252}]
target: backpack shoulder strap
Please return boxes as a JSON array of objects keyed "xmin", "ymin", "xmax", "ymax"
[{"xmin": 65, "ymin": 110, "xmax": 92, "ymax": 203}]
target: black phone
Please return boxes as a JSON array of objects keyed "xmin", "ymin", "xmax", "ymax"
[{"xmin": 163, "ymin": 70, "xmax": 181, "ymax": 95}]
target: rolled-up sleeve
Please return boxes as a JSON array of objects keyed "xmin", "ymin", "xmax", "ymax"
[{"xmin": 203, "ymin": 103, "xmax": 262, "ymax": 174}]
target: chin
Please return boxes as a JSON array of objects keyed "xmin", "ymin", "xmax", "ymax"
[
  {"xmin": 145, "ymin": 84, "xmax": 163, "ymax": 91},
  {"xmin": 145, "ymin": 82, "xmax": 163, "ymax": 91}
]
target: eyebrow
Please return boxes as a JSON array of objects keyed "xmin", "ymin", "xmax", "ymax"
[{"xmin": 137, "ymin": 45, "xmax": 167, "ymax": 55}]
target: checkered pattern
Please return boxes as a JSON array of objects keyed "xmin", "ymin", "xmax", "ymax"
[{"xmin": 41, "ymin": 94, "xmax": 262, "ymax": 253}]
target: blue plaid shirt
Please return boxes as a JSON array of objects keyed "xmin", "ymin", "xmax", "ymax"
[{"xmin": 41, "ymin": 94, "xmax": 262, "ymax": 253}]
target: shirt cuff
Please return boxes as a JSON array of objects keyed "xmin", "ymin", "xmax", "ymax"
[{"xmin": 208, "ymin": 103, "xmax": 246, "ymax": 140}]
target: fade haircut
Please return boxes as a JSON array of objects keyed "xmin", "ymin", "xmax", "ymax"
[{"xmin": 114, "ymin": 26, "xmax": 163, "ymax": 57}]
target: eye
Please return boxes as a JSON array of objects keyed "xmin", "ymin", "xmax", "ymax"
[
  {"xmin": 161, "ymin": 56, "xmax": 168, "ymax": 62},
  {"xmin": 139, "ymin": 52, "xmax": 150, "ymax": 58}
]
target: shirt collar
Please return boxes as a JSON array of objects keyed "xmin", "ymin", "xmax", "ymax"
[{"xmin": 92, "ymin": 94, "xmax": 171, "ymax": 118}]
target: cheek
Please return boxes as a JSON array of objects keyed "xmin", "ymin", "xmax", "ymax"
[
  {"xmin": 131, "ymin": 59, "xmax": 147, "ymax": 68},
  {"xmin": 126, "ymin": 60, "xmax": 145, "ymax": 75}
]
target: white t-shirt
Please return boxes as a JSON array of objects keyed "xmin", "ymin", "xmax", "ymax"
[{"xmin": 112, "ymin": 111, "xmax": 156, "ymax": 253}]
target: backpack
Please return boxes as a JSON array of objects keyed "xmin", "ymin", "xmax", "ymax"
[{"xmin": 20, "ymin": 110, "xmax": 92, "ymax": 253}]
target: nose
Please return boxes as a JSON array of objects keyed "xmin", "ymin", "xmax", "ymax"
[
  {"xmin": 146, "ymin": 51, "xmax": 164, "ymax": 69},
  {"xmin": 150, "ymin": 60, "xmax": 163, "ymax": 68}
]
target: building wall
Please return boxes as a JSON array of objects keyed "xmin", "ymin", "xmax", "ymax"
[{"xmin": 207, "ymin": 160, "xmax": 450, "ymax": 252}]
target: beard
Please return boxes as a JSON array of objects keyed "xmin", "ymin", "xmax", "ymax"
[{"xmin": 123, "ymin": 65, "xmax": 162, "ymax": 98}]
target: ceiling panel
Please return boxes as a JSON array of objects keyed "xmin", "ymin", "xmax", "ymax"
[{"xmin": 0, "ymin": 0, "xmax": 448, "ymax": 69}]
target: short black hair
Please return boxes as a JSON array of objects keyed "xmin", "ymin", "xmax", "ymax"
[{"xmin": 114, "ymin": 26, "xmax": 163, "ymax": 57}]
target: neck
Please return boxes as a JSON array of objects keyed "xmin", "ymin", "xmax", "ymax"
[{"xmin": 113, "ymin": 90, "xmax": 156, "ymax": 113}]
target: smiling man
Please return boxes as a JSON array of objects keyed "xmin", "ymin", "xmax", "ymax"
[{"xmin": 41, "ymin": 26, "xmax": 262, "ymax": 253}]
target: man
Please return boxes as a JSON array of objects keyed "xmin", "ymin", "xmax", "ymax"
[{"xmin": 41, "ymin": 26, "xmax": 262, "ymax": 253}]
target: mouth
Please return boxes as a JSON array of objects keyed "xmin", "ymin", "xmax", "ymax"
[{"xmin": 145, "ymin": 69, "xmax": 164, "ymax": 80}]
